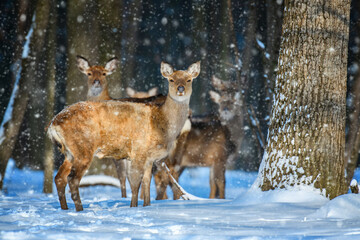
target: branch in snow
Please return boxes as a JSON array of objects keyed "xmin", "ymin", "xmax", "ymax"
[{"xmin": 162, "ymin": 162, "xmax": 204, "ymax": 200}]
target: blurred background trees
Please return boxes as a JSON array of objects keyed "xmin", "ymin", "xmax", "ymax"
[{"xmin": 0, "ymin": 0, "xmax": 359, "ymax": 191}]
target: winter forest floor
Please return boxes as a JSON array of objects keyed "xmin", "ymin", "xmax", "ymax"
[{"xmin": 1, "ymin": 159, "xmax": 360, "ymax": 240}]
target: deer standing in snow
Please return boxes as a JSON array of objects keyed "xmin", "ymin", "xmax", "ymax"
[
  {"xmin": 75, "ymin": 55, "xmax": 129, "ymax": 198},
  {"xmin": 209, "ymin": 76, "xmax": 244, "ymax": 168},
  {"xmin": 154, "ymin": 115, "xmax": 232, "ymax": 200},
  {"xmin": 47, "ymin": 61, "xmax": 200, "ymax": 211}
]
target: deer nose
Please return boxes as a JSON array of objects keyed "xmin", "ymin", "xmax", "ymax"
[
  {"xmin": 177, "ymin": 86, "xmax": 185, "ymax": 93},
  {"xmin": 93, "ymin": 80, "xmax": 100, "ymax": 85}
]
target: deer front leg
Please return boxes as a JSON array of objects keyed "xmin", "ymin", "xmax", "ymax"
[
  {"xmin": 214, "ymin": 163, "xmax": 226, "ymax": 199},
  {"xmin": 142, "ymin": 161, "xmax": 154, "ymax": 207},
  {"xmin": 54, "ymin": 159, "xmax": 72, "ymax": 210},
  {"xmin": 127, "ymin": 163, "xmax": 143, "ymax": 207},
  {"xmin": 113, "ymin": 159, "xmax": 127, "ymax": 198}
]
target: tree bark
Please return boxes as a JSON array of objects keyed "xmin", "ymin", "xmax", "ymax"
[
  {"xmin": 43, "ymin": 0, "xmax": 57, "ymax": 193},
  {"xmin": 344, "ymin": 0, "xmax": 360, "ymax": 186},
  {"xmin": 66, "ymin": 0, "xmax": 100, "ymax": 105},
  {"xmin": 257, "ymin": 0, "xmax": 350, "ymax": 199}
]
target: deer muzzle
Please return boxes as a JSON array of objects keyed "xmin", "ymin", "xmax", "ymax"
[{"xmin": 177, "ymin": 85, "xmax": 185, "ymax": 96}]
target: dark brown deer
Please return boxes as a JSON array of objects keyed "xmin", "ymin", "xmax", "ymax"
[
  {"xmin": 47, "ymin": 61, "xmax": 200, "ymax": 211},
  {"xmin": 154, "ymin": 116, "xmax": 232, "ymax": 200},
  {"xmin": 209, "ymin": 76, "xmax": 244, "ymax": 168}
]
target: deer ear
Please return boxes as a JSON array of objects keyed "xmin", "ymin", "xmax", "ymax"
[
  {"xmin": 126, "ymin": 87, "xmax": 136, "ymax": 97},
  {"xmin": 211, "ymin": 75, "xmax": 224, "ymax": 90},
  {"xmin": 209, "ymin": 90, "xmax": 221, "ymax": 104},
  {"xmin": 148, "ymin": 87, "xmax": 158, "ymax": 96},
  {"xmin": 105, "ymin": 57, "xmax": 119, "ymax": 75},
  {"xmin": 76, "ymin": 55, "xmax": 90, "ymax": 74},
  {"xmin": 161, "ymin": 62, "xmax": 174, "ymax": 78},
  {"xmin": 187, "ymin": 61, "xmax": 201, "ymax": 79}
]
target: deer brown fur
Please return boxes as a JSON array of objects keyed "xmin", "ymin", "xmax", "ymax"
[
  {"xmin": 48, "ymin": 61, "xmax": 200, "ymax": 211},
  {"xmin": 154, "ymin": 117, "xmax": 232, "ymax": 200},
  {"xmin": 74, "ymin": 56, "xmax": 130, "ymax": 198}
]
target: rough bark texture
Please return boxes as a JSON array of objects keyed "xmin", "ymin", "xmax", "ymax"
[
  {"xmin": 258, "ymin": 0, "xmax": 350, "ymax": 199},
  {"xmin": 345, "ymin": 0, "xmax": 360, "ymax": 186}
]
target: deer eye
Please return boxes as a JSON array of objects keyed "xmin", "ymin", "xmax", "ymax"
[
  {"xmin": 170, "ymin": 79, "xmax": 174, "ymax": 82},
  {"xmin": 87, "ymin": 73, "xmax": 92, "ymax": 76},
  {"xmin": 187, "ymin": 79, "xmax": 191, "ymax": 82},
  {"xmin": 103, "ymin": 73, "xmax": 106, "ymax": 76}
]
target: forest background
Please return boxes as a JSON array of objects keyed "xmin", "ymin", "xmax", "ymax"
[{"xmin": 0, "ymin": 0, "xmax": 359, "ymax": 192}]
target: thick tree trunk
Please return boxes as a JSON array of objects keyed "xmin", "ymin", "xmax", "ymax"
[
  {"xmin": 345, "ymin": 0, "xmax": 360, "ymax": 186},
  {"xmin": 257, "ymin": 0, "xmax": 350, "ymax": 199}
]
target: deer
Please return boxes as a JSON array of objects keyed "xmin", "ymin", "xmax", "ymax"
[
  {"xmin": 47, "ymin": 61, "xmax": 200, "ymax": 211},
  {"xmin": 209, "ymin": 76, "xmax": 244, "ymax": 169},
  {"xmin": 75, "ymin": 55, "xmax": 129, "ymax": 198},
  {"xmin": 153, "ymin": 77, "xmax": 242, "ymax": 200},
  {"xmin": 154, "ymin": 114, "xmax": 233, "ymax": 200}
]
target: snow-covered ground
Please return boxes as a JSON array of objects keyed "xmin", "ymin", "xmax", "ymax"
[{"xmin": 1, "ymin": 159, "xmax": 360, "ymax": 240}]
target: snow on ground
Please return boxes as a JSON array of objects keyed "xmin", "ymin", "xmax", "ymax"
[{"xmin": 1, "ymin": 159, "xmax": 360, "ymax": 240}]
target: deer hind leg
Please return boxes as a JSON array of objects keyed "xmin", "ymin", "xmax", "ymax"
[
  {"xmin": 214, "ymin": 163, "xmax": 226, "ymax": 199},
  {"xmin": 113, "ymin": 159, "xmax": 127, "ymax": 198},
  {"xmin": 209, "ymin": 167, "xmax": 217, "ymax": 199},
  {"xmin": 55, "ymin": 159, "xmax": 72, "ymax": 210},
  {"xmin": 67, "ymin": 161, "xmax": 89, "ymax": 211}
]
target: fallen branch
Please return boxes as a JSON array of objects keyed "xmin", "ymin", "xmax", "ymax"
[{"xmin": 162, "ymin": 162, "xmax": 203, "ymax": 200}]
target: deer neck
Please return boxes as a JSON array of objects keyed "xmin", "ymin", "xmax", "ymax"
[
  {"xmin": 87, "ymin": 87, "xmax": 111, "ymax": 101},
  {"xmin": 160, "ymin": 95, "xmax": 190, "ymax": 142}
]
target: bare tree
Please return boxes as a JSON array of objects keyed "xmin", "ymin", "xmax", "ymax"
[{"xmin": 257, "ymin": 0, "xmax": 351, "ymax": 199}]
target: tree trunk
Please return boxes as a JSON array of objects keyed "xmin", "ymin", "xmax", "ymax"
[
  {"xmin": 120, "ymin": 0, "xmax": 142, "ymax": 93},
  {"xmin": 66, "ymin": 0, "xmax": 100, "ymax": 105},
  {"xmin": 43, "ymin": 0, "xmax": 57, "ymax": 193},
  {"xmin": 257, "ymin": 0, "xmax": 350, "ymax": 199},
  {"xmin": 97, "ymin": 0, "xmax": 123, "ymax": 98},
  {"xmin": 344, "ymin": 0, "xmax": 360, "ymax": 186},
  {"xmin": 0, "ymin": 1, "xmax": 41, "ymax": 189}
]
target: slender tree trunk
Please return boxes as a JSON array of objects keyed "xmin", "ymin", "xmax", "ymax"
[
  {"xmin": 257, "ymin": 0, "xmax": 350, "ymax": 199},
  {"xmin": 0, "ymin": 1, "xmax": 39, "ymax": 189},
  {"xmin": 66, "ymin": 0, "xmax": 100, "ymax": 105},
  {"xmin": 43, "ymin": 0, "xmax": 57, "ymax": 193},
  {"xmin": 121, "ymin": 0, "xmax": 142, "ymax": 93},
  {"xmin": 97, "ymin": 0, "xmax": 123, "ymax": 98}
]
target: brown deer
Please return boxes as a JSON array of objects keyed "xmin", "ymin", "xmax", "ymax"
[
  {"xmin": 76, "ymin": 55, "xmax": 129, "ymax": 199},
  {"xmin": 209, "ymin": 76, "xmax": 244, "ymax": 168},
  {"xmin": 76, "ymin": 55, "xmax": 118, "ymax": 101},
  {"xmin": 47, "ymin": 61, "xmax": 200, "ymax": 211},
  {"xmin": 154, "ymin": 115, "xmax": 232, "ymax": 200}
]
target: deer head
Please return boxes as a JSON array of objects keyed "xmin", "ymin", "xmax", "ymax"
[
  {"xmin": 161, "ymin": 61, "xmax": 200, "ymax": 102},
  {"xmin": 76, "ymin": 55, "xmax": 119, "ymax": 100},
  {"xmin": 209, "ymin": 76, "xmax": 241, "ymax": 125}
]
